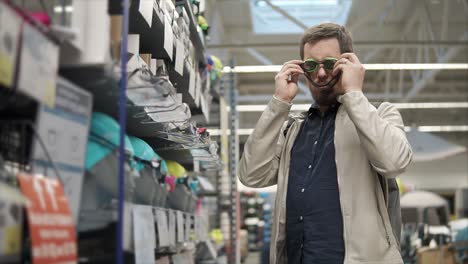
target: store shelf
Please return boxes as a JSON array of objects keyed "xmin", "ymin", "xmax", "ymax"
[
  {"xmin": 60, "ymin": 63, "xmax": 184, "ymax": 138},
  {"xmin": 1, "ymin": 1, "xmax": 222, "ymax": 263},
  {"xmin": 128, "ymin": 0, "xmax": 206, "ymax": 68},
  {"xmin": 175, "ymin": 0, "xmax": 207, "ymax": 67}
]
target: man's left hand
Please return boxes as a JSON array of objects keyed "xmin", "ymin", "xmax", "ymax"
[{"xmin": 332, "ymin": 53, "xmax": 365, "ymax": 94}]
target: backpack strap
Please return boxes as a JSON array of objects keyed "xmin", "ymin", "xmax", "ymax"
[
  {"xmin": 283, "ymin": 111, "xmax": 308, "ymax": 137},
  {"xmin": 283, "ymin": 117, "xmax": 296, "ymax": 137}
]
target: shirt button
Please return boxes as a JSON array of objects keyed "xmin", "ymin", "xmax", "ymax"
[
  {"xmin": 308, "ymin": 165, "xmax": 312, "ymax": 169},
  {"xmin": 301, "ymin": 188, "xmax": 305, "ymax": 193},
  {"xmin": 299, "ymin": 216, "xmax": 303, "ymax": 221}
]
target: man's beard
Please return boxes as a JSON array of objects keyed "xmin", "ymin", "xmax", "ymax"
[{"xmin": 313, "ymin": 87, "xmax": 338, "ymax": 106}]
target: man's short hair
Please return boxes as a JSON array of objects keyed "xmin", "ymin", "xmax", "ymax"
[{"xmin": 300, "ymin": 23, "xmax": 353, "ymax": 59}]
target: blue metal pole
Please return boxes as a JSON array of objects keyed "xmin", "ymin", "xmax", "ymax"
[{"xmin": 117, "ymin": 0, "xmax": 129, "ymax": 263}]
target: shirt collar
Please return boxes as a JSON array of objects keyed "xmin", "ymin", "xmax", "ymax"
[{"xmin": 308, "ymin": 102, "xmax": 341, "ymax": 118}]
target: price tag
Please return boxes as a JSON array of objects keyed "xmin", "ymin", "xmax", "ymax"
[
  {"xmin": 124, "ymin": 203, "xmax": 133, "ymax": 251},
  {"xmin": 176, "ymin": 211, "xmax": 184, "ymax": 243},
  {"xmin": 167, "ymin": 210, "xmax": 176, "ymax": 247},
  {"xmin": 163, "ymin": 15, "xmax": 173, "ymax": 60},
  {"xmin": 0, "ymin": 3, "xmax": 21, "ymax": 88},
  {"xmin": 195, "ymin": 73, "xmax": 202, "ymax": 107},
  {"xmin": 174, "ymin": 39, "xmax": 184, "ymax": 75},
  {"xmin": 155, "ymin": 209, "xmax": 169, "ymax": 247},
  {"xmin": 128, "ymin": 34, "xmax": 140, "ymax": 54},
  {"xmin": 184, "ymin": 214, "xmax": 191, "ymax": 241},
  {"xmin": 188, "ymin": 68, "xmax": 195, "ymax": 99},
  {"xmin": 18, "ymin": 173, "xmax": 78, "ymax": 264},
  {"xmin": 139, "ymin": 0, "xmax": 153, "ymax": 26},
  {"xmin": 133, "ymin": 205, "xmax": 155, "ymax": 264}
]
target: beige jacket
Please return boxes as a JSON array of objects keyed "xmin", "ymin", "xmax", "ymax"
[{"xmin": 238, "ymin": 91, "xmax": 413, "ymax": 264}]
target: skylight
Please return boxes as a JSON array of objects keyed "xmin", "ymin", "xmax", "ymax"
[{"xmin": 250, "ymin": 0, "xmax": 353, "ymax": 34}]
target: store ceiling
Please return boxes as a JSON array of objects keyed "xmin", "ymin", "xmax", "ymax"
[{"xmin": 206, "ymin": 0, "xmax": 468, "ymax": 148}]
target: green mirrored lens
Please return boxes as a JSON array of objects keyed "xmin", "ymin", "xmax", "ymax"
[
  {"xmin": 323, "ymin": 58, "xmax": 337, "ymax": 70},
  {"xmin": 303, "ymin": 60, "xmax": 318, "ymax": 72}
]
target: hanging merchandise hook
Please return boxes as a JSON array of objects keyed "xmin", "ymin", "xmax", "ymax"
[{"xmin": 0, "ymin": 120, "xmax": 65, "ymax": 185}]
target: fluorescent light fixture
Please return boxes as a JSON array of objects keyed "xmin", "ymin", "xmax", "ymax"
[
  {"xmin": 230, "ymin": 102, "xmax": 468, "ymax": 112},
  {"xmin": 257, "ymin": 0, "xmax": 338, "ymax": 7},
  {"xmin": 365, "ymin": 63, "xmax": 468, "ymax": 70},
  {"xmin": 54, "ymin": 5, "xmax": 73, "ymax": 13},
  {"xmin": 209, "ymin": 126, "xmax": 468, "ymax": 136},
  {"xmin": 392, "ymin": 102, "xmax": 468, "ymax": 109},
  {"xmin": 222, "ymin": 63, "xmax": 468, "ymax": 73},
  {"xmin": 410, "ymin": 125, "xmax": 468, "ymax": 132}
]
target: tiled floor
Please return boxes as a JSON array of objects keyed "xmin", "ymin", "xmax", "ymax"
[{"xmin": 243, "ymin": 252, "xmax": 261, "ymax": 264}]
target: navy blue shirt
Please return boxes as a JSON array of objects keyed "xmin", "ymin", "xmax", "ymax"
[{"xmin": 286, "ymin": 104, "xmax": 345, "ymax": 264}]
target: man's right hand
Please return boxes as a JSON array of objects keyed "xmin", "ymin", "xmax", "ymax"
[{"xmin": 274, "ymin": 60, "xmax": 304, "ymax": 103}]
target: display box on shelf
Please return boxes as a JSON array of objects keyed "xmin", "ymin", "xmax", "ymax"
[
  {"xmin": 17, "ymin": 21, "xmax": 59, "ymax": 107},
  {"xmin": 70, "ymin": 0, "xmax": 111, "ymax": 64},
  {"xmin": 416, "ymin": 245, "xmax": 457, "ymax": 264},
  {"xmin": 0, "ymin": 2, "xmax": 21, "ymax": 88}
]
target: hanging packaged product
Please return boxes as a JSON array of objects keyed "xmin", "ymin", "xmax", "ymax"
[
  {"xmin": 17, "ymin": 172, "xmax": 78, "ymax": 264},
  {"xmin": 31, "ymin": 78, "xmax": 93, "ymax": 223},
  {"xmin": 81, "ymin": 112, "xmax": 137, "ymax": 213},
  {"xmin": 0, "ymin": 2, "xmax": 21, "ymax": 88},
  {"xmin": 129, "ymin": 136, "xmax": 168, "ymax": 207}
]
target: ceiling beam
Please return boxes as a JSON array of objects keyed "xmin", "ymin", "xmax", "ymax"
[
  {"xmin": 262, "ymin": 0, "xmax": 308, "ymax": 30},
  {"xmin": 207, "ymin": 41, "xmax": 468, "ymax": 49},
  {"xmin": 402, "ymin": 32, "xmax": 468, "ymax": 102},
  {"xmin": 348, "ymin": 1, "xmax": 390, "ymax": 32},
  {"xmin": 245, "ymin": 48, "xmax": 273, "ymax": 65},
  {"xmin": 237, "ymin": 93, "xmax": 404, "ymax": 103}
]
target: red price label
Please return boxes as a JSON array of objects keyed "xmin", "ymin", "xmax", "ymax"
[{"xmin": 18, "ymin": 172, "xmax": 78, "ymax": 264}]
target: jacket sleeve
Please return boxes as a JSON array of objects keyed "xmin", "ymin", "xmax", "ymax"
[
  {"xmin": 238, "ymin": 96, "xmax": 292, "ymax": 188},
  {"xmin": 338, "ymin": 91, "xmax": 413, "ymax": 178}
]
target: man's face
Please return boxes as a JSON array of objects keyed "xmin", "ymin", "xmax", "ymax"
[{"xmin": 303, "ymin": 38, "xmax": 342, "ymax": 106}]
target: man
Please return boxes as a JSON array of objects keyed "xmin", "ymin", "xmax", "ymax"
[{"xmin": 238, "ymin": 23, "xmax": 413, "ymax": 264}]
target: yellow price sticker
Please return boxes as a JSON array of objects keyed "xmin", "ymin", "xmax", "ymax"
[
  {"xmin": 0, "ymin": 53, "xmax": 14, "ymax": 88},
  {"xmin": 3, "ymin": 226, "xmax": 21, "ymax": 254}
]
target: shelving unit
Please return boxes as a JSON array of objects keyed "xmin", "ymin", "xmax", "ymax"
[{"xmin": 0, "ymin": 0, "xmax": 226, "ymax": 263}]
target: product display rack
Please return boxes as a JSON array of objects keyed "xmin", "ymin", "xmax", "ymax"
[{"xmin": 0, "ymin": 0, "xmax": 226, "ymax": 263}]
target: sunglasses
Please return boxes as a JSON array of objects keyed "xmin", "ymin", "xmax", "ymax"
[{"xmin": 301, "ymin": 57, "xmax": 338, "ymax": 73}]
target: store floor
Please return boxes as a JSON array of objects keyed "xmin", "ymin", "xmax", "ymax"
[{"xmin": 244, "ymin": 252, "xmax": 261, "ymax": 264}]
